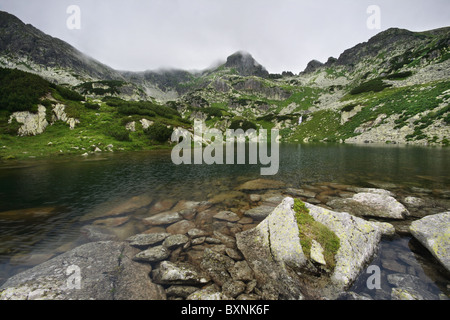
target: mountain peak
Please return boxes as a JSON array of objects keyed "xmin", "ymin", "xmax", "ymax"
[{"xmin": 224, "ymin": 51, "xmax": 269, "ymax": 78}]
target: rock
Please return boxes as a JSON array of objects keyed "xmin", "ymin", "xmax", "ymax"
[
  {"xmin": 81, "ymin": 194, "xmax": 153, "ymax": 221},
  {"xmin": 0, "ymin": 206, "xmax": 64, "ymax": 220},
  {"xmin": 236, "ymin": 197, "xmax": 306, "ymax": 300},
  {"xmin": 410, "ymin": 212, "xmax": 450, "ymax": 272},
  {"xmin": 236, "ymin": 179, "xmax": 286, "ymax": 192},
  {"xmin": 228, "ymin": 261, "xmax": 254, "ymax": 282},
  {"xmin": 80, "ymin": 225, "xmax": 118, "ymax": 242},
  {"xmin": 166, "ymin": 220, "xmax": 196, "ymax": 234},
  {"xmin": 249, "ymin": 194, "xmax": 261, "ymax": 202},
  {"xmin": 148, "ymin": 199, "xmax": 176, "ymax": 215},
  {"xmin": 345, "ymin": 187, "xmax": 394, "ymax": 197},
  {"xmin": 171, "ymin": 200, "xmax": 201, "ymax": 212},
  {"xmin": 133, "ymin": 245, "xmax": 171, "ymax": 262},
  {"xmin": 306, "ymin": 203, "xmax": 384, "ymax": 292},
  {"xmin": 143, "ymin": 211, "xmax": 182, "ymax": 226},
  {"xmin": 213, "ymin": 231, "xmax": 236, "ymax": 248},
  {"xmin": 222, "ymin": 280, "xmax": 246, "ymax": 298},
  {"xmin": 387, "ymin": 273, "xmax": 439, "ymax": 300},
  {"xmin": 166, "ymin": 285, "xmax": 199, "ymax": 299},
  {"xmin": 403, "ymin": 196, "xmax": 425, "ymax": 207},
  {"xmin": 238, "ymin": 217, "xmax": 254, "ymax": 224},
  {"xmin": 126, "ymin": 233, "xmax": 170, "ymax": 248},
  {"xmin": 213, "ymin": 211, "xmax": 240, "ymax": 222},
  {"xmin": 186, "ymin": 284, "xmax": 233, "ymax": 300},
  {"xmin": 187, "ymin": 228, "xmax": 209, "ymax": 238},
  {"xmin": 191, "ymin": 237, "xmax": 206, "ymax": 245},
  {"xmin": 163, "ymin": 234, "xmax": 189, "ymax": 250},
  {"xmin": 244, "ymin": 205, "xmax": 274, "ymax": 220},
  {"xmin": 285, "ymin": 188, "xmax": 317, "ymax": 198},
  {"xmin": 9, "ymin": 105, "xmax": 48, "ymax": 136},
  {"xmin": 152, "ymin": 261, "xmax": 210, "ymax": 285},
  {"xmin": 310, "ymin": 240, "xmax": 326, "ymax": 265},
  {"xmin": 225, "ymin": 248, "xmax": 244, "ymax": 261},
  {"xmin": 92, "ymin": 216, "xmax": 130, "ymax": 227},
  {"xmin": 327, "ymin": 192, "xmax": 409, "ymax": 219},
  {"xmin": 372, "ymin": 221, "xmax": 396, "ymax": 237},
  {"xmin": 200, "ymin": 248, "xmax": 235, "ymax": 286},
  {"xmin": 0, "ymin": 241, "xmax": 166, "ymax": 300},
  {"xmin": 208, "ymin": 191, "xmax": 246, "ymax": 205},
  {"xmin": 338, "ymin": 292, "xmax": 373, "ymax": 300}
]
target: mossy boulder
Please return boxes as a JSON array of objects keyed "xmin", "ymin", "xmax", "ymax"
[
  {"xmin": 410, "ymin": 212, "xmax": 450, "ymax": 272},
  {"xmin": 236, "ymin": 197, "xmax": 393, "ymax": 299}
]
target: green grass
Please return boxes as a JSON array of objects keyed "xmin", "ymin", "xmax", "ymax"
[
  {"xmin": 293, "ymin": 199, "xmax": 340, "ymax": 270},
  {"xmin": 288, "ymin": 110, "xmax": 341, "ymax": 142}
]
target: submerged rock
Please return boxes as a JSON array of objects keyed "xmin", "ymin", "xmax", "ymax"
[
  {"xmin": 134, "ymin": 245, "xmax": 171, "ymax": 262},
  {"xmin": 126, "ymin": 232, "xmax": 170, "ymax": 248},
  {"xmin": 0, "ymin": 241, "xmax": 166, "ymax": 300},
  {"xmin": 236, "ymin": 179, "xmax": 286, "ymax": 192},
  {"xmin": 243, "ymin": 205, "xmax": 275, "ymax": 220},
  {"xmin": 410, "ymin": 212, "xmax": 450, "ymax": 272},
  {"xmin": 152, "ymin": 260, "xmax": 210, "ymax": 285},
  {"xmin": 327, "ymin": 192, "xmax": 409, "ymax": 219}
]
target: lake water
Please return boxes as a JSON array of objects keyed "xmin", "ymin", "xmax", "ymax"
[{"xmin": 0, "ymin": 143, "xmax": 449, "ymax": 299}]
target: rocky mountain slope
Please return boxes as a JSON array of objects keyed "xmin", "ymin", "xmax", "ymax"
[{"xmin": 0, "ymin": 10, "xmax": 449, "ymax": 160}]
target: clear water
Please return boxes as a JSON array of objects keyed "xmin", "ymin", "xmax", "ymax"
[{"xmin": 0, "ymin": 143, "xmax": 449, "ymax": 298}]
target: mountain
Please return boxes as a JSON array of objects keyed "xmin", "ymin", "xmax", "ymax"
[
  {"xmin": 0, "ymin": 11, "xmax": 122, "ymax": 83},
  {"xmin": 223, "ymin": 51, "xmax": 269, "ymax": 78},
  {"xmin": 0, "ymin": 10, "xmax": 449, "ymax": 161}
]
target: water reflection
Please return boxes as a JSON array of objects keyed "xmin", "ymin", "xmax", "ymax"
[{"xmin": 0, "ymin": 143, "xmax": 449, "ymax": 296}]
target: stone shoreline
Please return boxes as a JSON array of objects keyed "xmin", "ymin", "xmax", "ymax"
[{"xmin": 1, "ymin": 178, "xmax": 449, "ymax": 300}]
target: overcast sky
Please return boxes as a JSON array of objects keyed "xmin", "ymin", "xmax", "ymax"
[{"xmin": 0, "ymin": 0, "xmax": 449, "ymax": 73}]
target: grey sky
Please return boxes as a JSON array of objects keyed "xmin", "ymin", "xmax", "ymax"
[{"xmin": 0, "ymin": 0, "xmax": 449, "ymax": 73}]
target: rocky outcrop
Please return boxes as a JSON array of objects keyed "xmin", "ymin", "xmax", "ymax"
[
  {"xmin": 302, "ymin": 60, "xmax": 324, "ymax": 74},
  {"xmin": 8, "ymin": 105, "xmax": 48, "ymax": 136},
  {"xmin": 236, "ymin": 197, "xmax": 306, "ymax": 299},
  {"xmin": 236, "ymin": 197, "xmax": 393, "ymax": 299},
  {"xmin": 410, "ymin": 212, "xmax": 450, "ymax": 272},
  {"xmin": 0, "ymin": 241, "xmax": 166, "ymax": 300},
  {"xmin": 52, "ymin": 103, "xmax": 79, "ymax": 129},
  {"xmin": 305, "ymin": 203, "xmax": 390, "ymax": 292},
  {"xmin": 224, "ymin": 51, "xmax": 269, "ymax": 78}
]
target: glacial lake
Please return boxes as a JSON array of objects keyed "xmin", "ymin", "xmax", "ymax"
[{"xmin": 0, "ymin": 143, "xmax": 449, "ymax": 299}]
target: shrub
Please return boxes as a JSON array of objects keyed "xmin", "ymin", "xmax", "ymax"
[
  {"xmin": 386, "ymin": 71, "xmax": 413, "ymax": 80},
  {"xmin": 350, "ymin": 78, "xmax": 392, "ymax": 95},
  {"xmin": 144, "ymin": 122, "xmax": 173, "ymax": 143},
  {"xmin": 84, "ymin": 102, "xmax": 101, "ymax": 110},
  {"xmin": 55, "ymin": 85, "xmax": 84, "ymax": 101},
  {"xmin": 229, "ymin": 120, "xmax": 258, "ymax": 132},
  {"xmin": 341, "ymin": 104, "xmax": 357, "ymax": 112},
  {"xmin": 0, "ymin": 67, "xmax": 51, "ymax": 112},
  {"xmin": 105, "ymin": 125, "xmax": 131, "ymax": 142}
]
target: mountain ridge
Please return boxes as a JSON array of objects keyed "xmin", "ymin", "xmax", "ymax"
[{"xmin": 0, "ymin": 10, "xmax": 449, "ymax": 160}]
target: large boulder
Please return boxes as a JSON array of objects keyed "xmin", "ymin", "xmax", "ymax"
[
  {"xmin": 409, "ymin": 212, "xmax": 450, "ymax": 272},
  {"xmin": 305, "ymin": 203, "xmax": 389, "ymax": 293},
  {"xmin": 327, "ymin": 191, "xmax": 409, "ymax": 219},
  {"xmin": 236, "ymin": 197, "xmax": 391, "ymax": 299},
  {"xmin": 0, "ymin": 241, "xmax": 166, "ymax": 300},
  {"xmin": 236, "ymin": 197, "xmax": 307, "ymax": 300}
]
